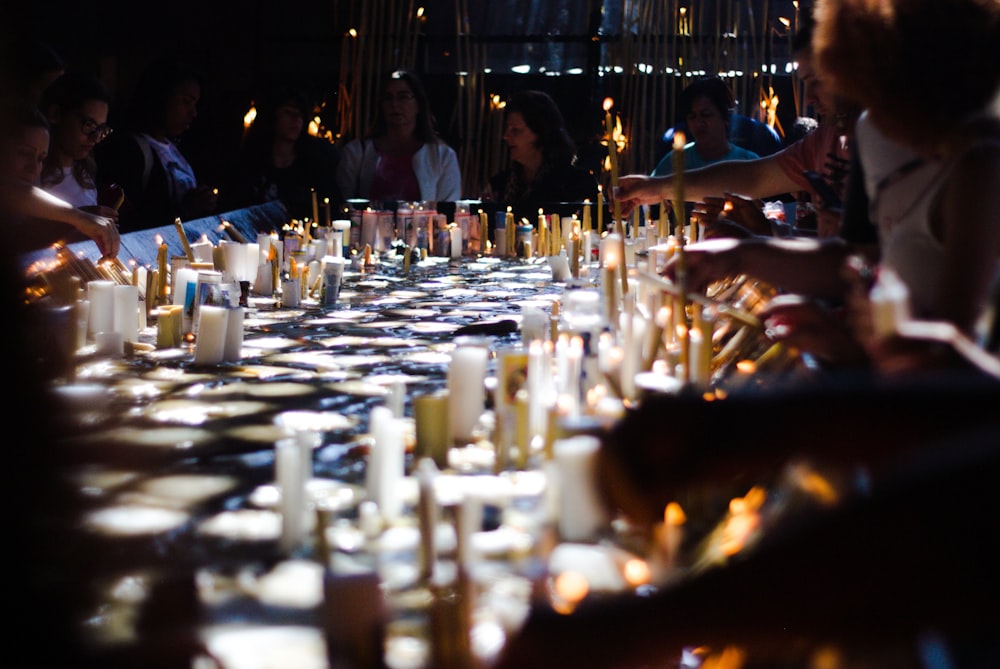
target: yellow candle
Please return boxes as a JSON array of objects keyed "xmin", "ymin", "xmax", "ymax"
[
  {"xmin": 603, "ymin": 98, "xmax": 619, "ymax": 188},
  {"xmin": 506, "ymin": 207, "xmax": 515, "ymax": 257},
  {"xmin": 538, "ymin": 209, "xmax": 547, "ymax": 257},
  {"xmin": 582, "ymin": 199, "xmax": 592, "ymax": 233},
  {"xmin": 672, "ymin": 131, "xmax": 686, "ymax": 243},
  {"xmin": 157, "ymin": 242, "xmax": 168, "ymax": 304},
  {"xmin": 597, "ymin": 189, "xmax": 604, "ymax": 232},
  {"xmin": 479, "ymin": 208, "xmax": 487, "ymax": 255},
  {"xmin": 174, "ymin": 217, "xmax": 195, "ymax": 262},
  {"xmin": 311, "ymin": 188, "xmax": 319, "ymax": 228},
  {"xmin": 323, "ymin": 197, "xmax": 331, "ymax": 227}
]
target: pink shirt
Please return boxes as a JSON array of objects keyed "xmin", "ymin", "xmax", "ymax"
[
  {"xmin": 774, "ymin": 122, "xmax": 852, "ymax": 203},
  {"xmin": 369, "ymin": 152, "xmax": 421, "ymax": 202}
]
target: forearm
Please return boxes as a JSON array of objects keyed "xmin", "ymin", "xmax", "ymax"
[{"xmin": 736, "ymin": 237, "xmax": 860, "ymax": 299}]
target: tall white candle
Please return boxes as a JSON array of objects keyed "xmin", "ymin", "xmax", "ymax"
[
  {"xmin": 553, "ymin": 435, "xmax": 609, "ymax": 542},
  {"xmin": 173, "ymin": 267, "xmax": 198, "ymax": 306},
  {"xmin": 194, "ymin": 305, "xmax": 228, "ymax": 365},
  {"xmin": 87, "ymin": 279, "xmax": 115, "ymax": 336},
  {"xmin": 448, "ymin": 345, "xmax": 489, "ymax": 445},
  {"xmin": 450, "ymin": 226, "xmax": 462, "ymax": 259},
  {"xmin": 275, "ymin": 437, "xmax": 306, "ymax": 555},
  {"xmin": 113, "ymin": 284, "xmax": 139, "ymax": 343},
  {"xmin": 366, "ymin": 406, "xmax": 405, "ymax": 522}
]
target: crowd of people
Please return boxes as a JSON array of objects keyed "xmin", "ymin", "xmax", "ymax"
[{"xmin": 4, "ymin": 0, "xmax": 1000, "ymax": 665}]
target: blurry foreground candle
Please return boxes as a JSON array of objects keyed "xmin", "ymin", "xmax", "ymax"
[
  {"xmin": 448, "ymin": 345, "xmax": 489, "ymax": 445},
  {"xmin": 601, "ymin": 234, "xmax": 621, "ymax": 327},
  {"xmin": 94, "ymin": 330, "xmax": 124, "ymax": 358},
  {"xmin": 87, "ymin": 279, "xmax": 115, "ymax": 336},
  {"xmin": 414, "ymin": 390, "xmax": 451, "ymax": 468},
  {"xmin": 223, "ymin": 307, "xmax": 244, "ymax": 362},
  {"xmin": 113, "ymin": 284, "xmax": 139, "ymax": 343},
  {"xmin": 156, "ymin": 305, "xmax": 183, "ymax": 348},
  {"xmin": 365, "ymin": 406, "xmax": 406, "ymax": 523},
  {"xmin": 193, "ymin": 305, "xmax": 228, "ymax": 365},
  {"xmin": 553, "ymin": 435, "xmax": 609, "ymax": 541},
  {"xmin": 276, "ymin": 437, "xmax": 306, "ymax": 555},
  {"xmin": 672, "ymin": 131, "xmax": 686, "ymax": 241}
]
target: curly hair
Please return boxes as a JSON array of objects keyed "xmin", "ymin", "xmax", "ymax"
[
  {"xmin": 814, "ymin": 0, "xmax": 1000, "ymax": 146},
  {"xmin": 504, "ymin": 89, "xmax": 578, "ymax": 168}
]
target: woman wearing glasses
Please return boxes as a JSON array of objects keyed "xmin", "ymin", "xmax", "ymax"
[
  {"xmin": 38, "ymin": 70, "xmax": 119, "ymax": 223},
  {"xmin": 336, "ymin": 68, "xmax": 461, "ymax": 206}
]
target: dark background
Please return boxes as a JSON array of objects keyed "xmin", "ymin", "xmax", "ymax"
[{"xmin": 8, "ymin": 1, "xmax": 804, "ymax": 195}]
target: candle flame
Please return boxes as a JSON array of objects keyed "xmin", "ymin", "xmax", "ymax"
[
  {"xmin": 602, "ymin": 97, "xmax": 614, "ymax": 112},
  {"xmin": 243, "ymin": 103, "xmax": 257, "ymax": 129}
]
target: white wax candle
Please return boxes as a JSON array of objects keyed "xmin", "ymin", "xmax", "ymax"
[
  {"xmin": 275, "ymin": 437, "xmax": 306, "ymax": 555},
  {"xmin": 190, "ymin": 239, "xmax": 214, "ymax": 264},
  {"xmin": 448, "ymin": 345, "xmax": 489, "ymax": 444},
  {"xmin": 87, "ymin": 280, "xmax": 115, "ymax": 336},
  {"xmin": 223, "ymin": 307, "xmax": 245, "ymax": 362},
  {"xmin": 332, "ymin": 219, "xmax": 352, "ymax": 258},
  {"xmin": 450, "ymin": 226, "xmax": 462, "ymax": 259},
  {"xmin": 366, "ymin": 406, "xmax": 405, "ymax": 522},
  {"xmin": 220, "ymin": 240, "xmax": 245, "ymax": 282},
  {"xmin": 75, "ymin": 299, "xmax": 90, "ymax": 349},
  {"xmin": 281, "ymin": 278, "xmax": 301, "ymax": 308},
  {"xmin": 553, "ymin": 435, "xmax": 609, "ymax": 542},
  {"xmin": 173, "ymin": 267, "xmax": 198, "ymax": 306},
  {"xmin": 361, "ymin": 209, "xmax": 378, "ymax": 251},
  {"xmin": 113, "ymin": 284, "xmax": 139, "ymax": 343},
  {"xmin": 194, "ymin": 305, "xmax": 228, "ymax": 365},
  {"xmin": 547, "ymin": 253, "xmax": 571, "ymax": 282},
  {"xmin": 94, "ymin": 330, "xmax": 124, "ymax": 358}
]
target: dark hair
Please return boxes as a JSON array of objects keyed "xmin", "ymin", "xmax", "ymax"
[
  {"xmin": 370, "ymin": 69, "xmax": 439, "ymax": 144},
  {"xmin": 2, "ymin": 98, "xmax": 49, "ymax": 139},
  {"xmin": 127, "ymin": 54, "xmax": 204, "ymax": 135},
  {"xmin": 504, "ymin": 89, "xmax": 578, "ymax": 168},
  {"xmin": 241, "ymin": 80, "xmax": 314, "ymax": 156},
  {"xmin": 678, "ymin": 76, "xmax": 735, "ymax": 126},
  {"xmin": 39, "ymin": 70, "xmax": 111, "ymax": 191},
  {"xmin": 5, "ymin": 37, "xmax": 64, "ymax": 97}
]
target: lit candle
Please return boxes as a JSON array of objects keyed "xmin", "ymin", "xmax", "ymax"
[
  {"xmin": 597, "ymin": 188, "xmax": 604, "ymax": 232},
  {"xmin": 478, "ymin": 208, "xmax": 488, "ymax": 255},
  {"xmin": 311, "ymin": 188, "xmax": 319, "ymax": 230},
  {"xmin": 603, "ymin": 98, "xmax": 619, "ymax": 188},
  {"xmin": 672, "ymin": 131, "xmax": 687, "ymax": 243}
]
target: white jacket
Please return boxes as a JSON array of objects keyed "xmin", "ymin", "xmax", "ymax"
[{"xmin": 336, "ymin": 137, "xmax": 462, "ymax": 203}]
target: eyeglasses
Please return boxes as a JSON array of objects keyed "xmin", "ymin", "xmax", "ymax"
[
  {"xmin": 79, "ymin": 115, "xmax": 113, "ymax": 142},
  {"xmin": 381, "ymin": 91, "xmax": 416, "ymax": 104}
]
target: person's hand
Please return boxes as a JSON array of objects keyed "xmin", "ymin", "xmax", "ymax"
[
  {"xmin": 695, "ymin": 193, "xmax": 771, "ymax": 236},
  {"xmin": 759, "ymin": 294, "xmax": 867, "ymax": 366},
  {"xmin": 79, "ymin": 204, "xmax": 120, "ymax": 225},
  {"xmin": 72, "ymin": 209, "xmax": 121, "ymax": 260},
  {"xmin": 660, "ymin": 237, "xmax": 742, "ymax": 293},
  {"xmin": 614, "ymin": 174, "xmax": 666, "ymax": 218},
  {"xmin": 183, "ymin": 185, "xmax": 219, "ymax": 218}
]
